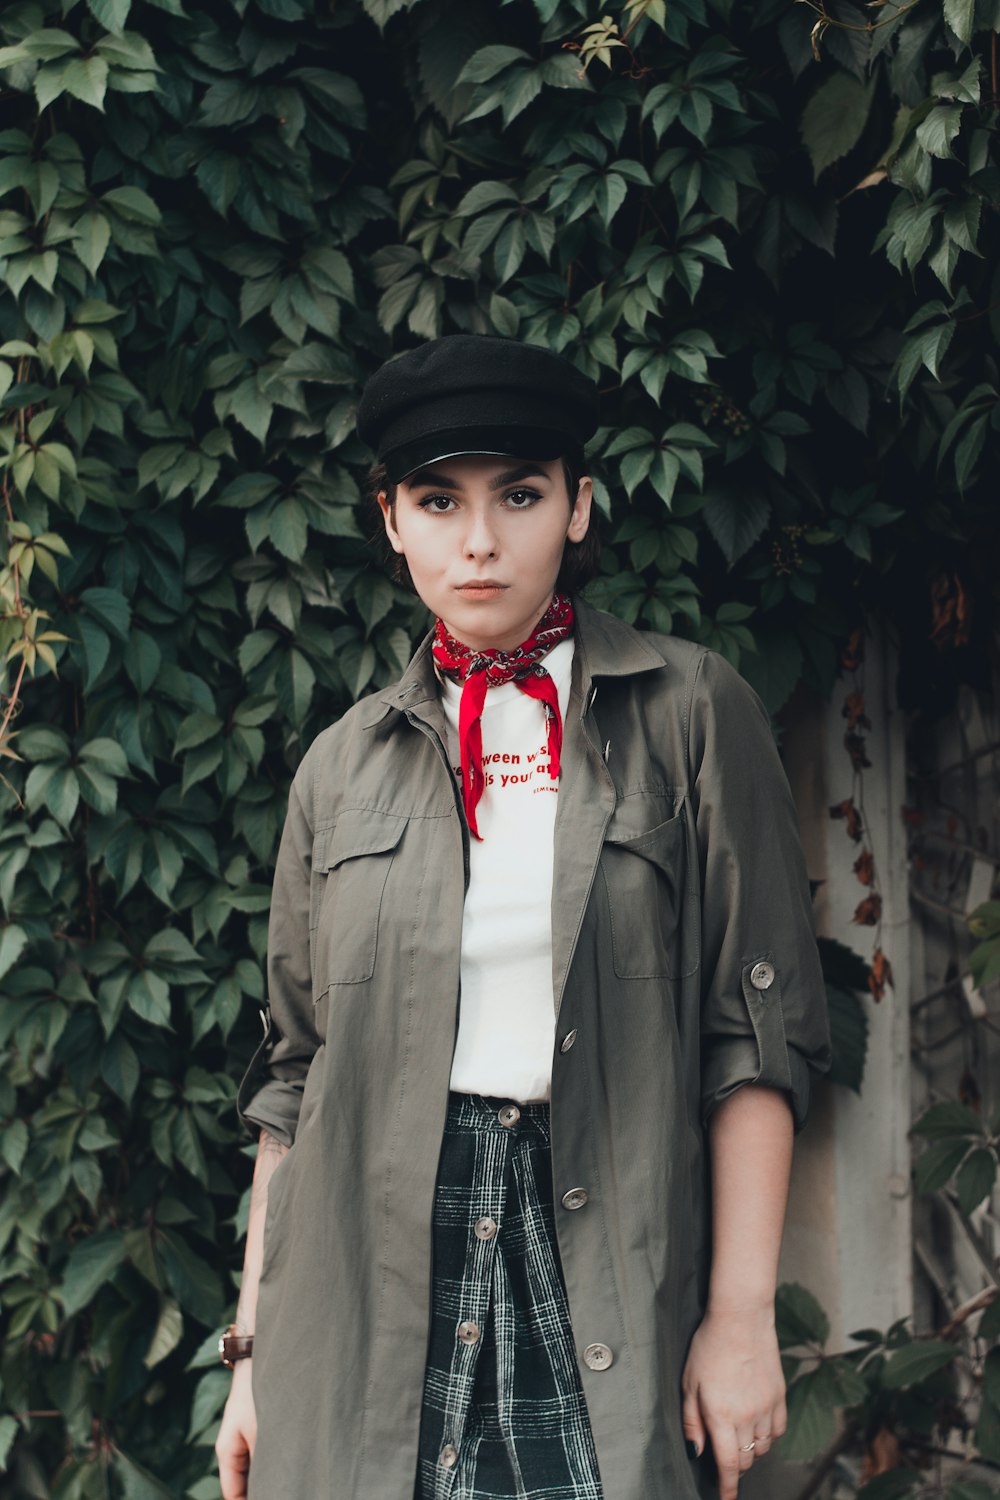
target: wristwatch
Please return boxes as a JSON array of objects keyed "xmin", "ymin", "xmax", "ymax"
[{"xmin": 219, "ymin": 1323, "xmax": 254, "ymax": 1368}]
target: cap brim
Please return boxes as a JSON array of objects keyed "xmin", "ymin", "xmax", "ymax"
[{"xmin": 385, "ymin": 426, "xmax": 573, "ymax": 484}]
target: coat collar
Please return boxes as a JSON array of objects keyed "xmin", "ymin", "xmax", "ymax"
[{"xmin": 358, "ymin": 596, "xmax": 665, "ymax": 731}]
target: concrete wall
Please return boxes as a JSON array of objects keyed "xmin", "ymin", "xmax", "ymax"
[{"xmin": 744, "ymin": 627, "xmax": 912, "ymax": 1499}]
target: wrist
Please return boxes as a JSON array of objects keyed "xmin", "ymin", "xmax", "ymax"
[
  {"xmin": 219, "ymin": 1324, "xmax": 255, "ymax": 1368},
  {"xmin": 705, "ymin": 1292, "xmax": 776, "ymax": 1322}
]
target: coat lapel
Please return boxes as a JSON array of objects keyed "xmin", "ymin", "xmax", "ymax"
[
  {"xmin": 550, "ymin": 673, "xmax": 616, "ymax": 1017},
  {"xmin": 550, "ymin": 599, "xmax": 667, "ymax": 1016}
]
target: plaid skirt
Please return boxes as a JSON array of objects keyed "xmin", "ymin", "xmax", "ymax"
[{"xmin": 415, "ymin": 1092, "xmax": 604, "ymax": 1500}]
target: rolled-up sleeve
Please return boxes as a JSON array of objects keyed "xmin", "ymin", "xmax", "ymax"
[
  {"xmin": 237, "ymin": 767, "xmax": 320, "ymax": 1146},
  {"xmin": 688, "ymin": 648, "xmax": 831, "ymax": 1131}
]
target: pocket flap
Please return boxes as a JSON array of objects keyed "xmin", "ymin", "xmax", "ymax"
[
  {"xmin": 604, "ymin": 806, "xmax": 684, "ymax": 875},
  {"xmin": 314, "ymin": 808, "xmax": 407, "ymax": 872}
]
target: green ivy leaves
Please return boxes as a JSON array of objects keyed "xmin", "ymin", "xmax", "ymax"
[
  {"xmin": 603, "ymin": 422, "xmax": 714, "ymax": 505},
  {"xmin": 912, "ymin": 1100, "xmax": 1000, "ymax": 1216},
  {"xmin": 18, "ymin": 725, "xmax": 130, "ymax": 825},
  {"xmin": 773, "ymin": 1283, "xmax": 989, "ymax": 1473},
  {"xmin": 801, "ymin": 71, "xmax": 878, "ymax": 181},
  {"xmin": 0, "ymin": 27, "xmax": 158, "ymax": 114},
  {"xmin": 458, "ymin": 44, "xmax": 592, "ymax": 127}
]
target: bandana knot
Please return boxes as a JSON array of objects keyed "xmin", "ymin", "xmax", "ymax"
[{"xmin": 432, "ymin": 593, "xmax": 574, "ymax": 840}]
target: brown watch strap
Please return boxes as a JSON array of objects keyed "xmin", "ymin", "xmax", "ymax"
[{"xmin": 219, "ymin": 1325, "xmax": 254, "ymax": 1368}]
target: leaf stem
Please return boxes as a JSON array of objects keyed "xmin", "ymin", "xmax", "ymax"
[
  {"xmin": 793, "ymin": 0, "xmax": 921, "ymax": 37},
  {"xmin": 789, "ymin": 1427, "xmax": 856, "ymax": 1500},
  {"xmin": 0, "ymin": 655, "xmax": 27, "ymax": 748}
]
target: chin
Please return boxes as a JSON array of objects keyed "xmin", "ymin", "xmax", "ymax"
[{"xmin": 446, "ymin": 598, "xmax": 521, "ymax": 645}]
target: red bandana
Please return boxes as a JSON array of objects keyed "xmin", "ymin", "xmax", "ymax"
[{"xmin": 432, "ymin": 593, "xmax": 574, "ymax": 840}]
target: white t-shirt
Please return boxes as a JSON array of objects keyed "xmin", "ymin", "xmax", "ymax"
[{"xmin": 439, "ymin": 639, "xmax": 574, "ymax": 1102}]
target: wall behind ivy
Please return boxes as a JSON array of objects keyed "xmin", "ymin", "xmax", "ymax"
[{"xmin": 0, "ymin": 0, "xmax": 997, "ymax": 1494}]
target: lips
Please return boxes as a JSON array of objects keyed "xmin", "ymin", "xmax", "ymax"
[{"xmin": 456, "ymin": 581, "xmax": 508, "ymax": 591}]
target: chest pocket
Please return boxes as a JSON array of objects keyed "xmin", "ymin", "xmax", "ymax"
[
  {"xmin": 310, "ymin": 808, "xmax": 407, "ymax": 994},
  {"xmin": 599, "ymin": 799, "xmax": 695, "ymax": 980}
]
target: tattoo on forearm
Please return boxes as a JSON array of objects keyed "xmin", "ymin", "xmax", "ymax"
[
  {"xmin": 235, "ymin": 1130, "xmax": 290, "ymax": 1334},
  {"xmin": 257, "ymin": 1129, "xmax": 287, "ymax": 1157}
]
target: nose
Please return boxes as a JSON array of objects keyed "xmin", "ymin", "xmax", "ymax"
[{"xmin": 462, "ymin": 505, "xmax": 499, "ymax": 561}]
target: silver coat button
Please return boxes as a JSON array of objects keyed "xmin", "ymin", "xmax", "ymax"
[
  {"xmin": 457, "ymin": 1320, "xmax": 481, "ymax": 1345},
  {"xmin": 474, "ymin": 1216, "xmax": 497, "ymax": 1241},
  {"xmin": 750, "ymin": 961, "xmax": 775, "ymax": 991},
  {"xmin": 583, "ymin": 1342, "xmax": 614, "ymax": 1371},
  {"xmin": 498, "ymin": 1104, "xmax": 520, "ymax": 1128},
  {"xmin": 561, "ymin": 1187, "xmax": 589, "ymax": 1211},
  {"xmin": 440, "ymin": 1444, "xmax": 458, "ymax": 1468},
  {"xmin": 560, "ymin": 1029, "xmax": 578, "ymax": 1053}
]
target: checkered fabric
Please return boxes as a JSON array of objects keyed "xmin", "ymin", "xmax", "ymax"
[{"xmin": 415, "ymin": 1093, "xmax": 604, "ymax": 1500}]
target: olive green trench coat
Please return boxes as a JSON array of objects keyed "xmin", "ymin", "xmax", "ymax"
[{"xmin": 237, "ymin": 597, "xmax": 831, "ymax": 1500}]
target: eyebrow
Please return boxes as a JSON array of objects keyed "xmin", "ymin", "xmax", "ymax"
[{"xmin": 405, "ymin": 464, "xmax": 551, "ymax": 491}]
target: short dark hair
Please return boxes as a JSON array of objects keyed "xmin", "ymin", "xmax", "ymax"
[{"xmin": 365, "ymin": 457, "xmax": 601, "ymax": 595}]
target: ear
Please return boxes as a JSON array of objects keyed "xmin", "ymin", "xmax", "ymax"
[
  {"xmin": 567, "ymin": 475, "xmax": 593, "ymax": 544},
  {"xmin": 376, "ymin": 489, "xmax": 405, "ymax": 556}
]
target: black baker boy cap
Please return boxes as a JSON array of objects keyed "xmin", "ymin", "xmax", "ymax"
[{"xmin": 356, "ymin": 334, "xmax": 600, "ymax": 484}]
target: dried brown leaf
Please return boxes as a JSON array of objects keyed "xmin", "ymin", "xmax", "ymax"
[
  {"xmin": 853, "ymin": 893, "xmax": 882, "ymax": 926},
  {"xmin": 868, "ymin": 946, "xmax": 893, "ymax": 1001},
  {"xmin": 861, "ymin": 1426, "xmax": 903, "ymax": 1480},
  {"xmin": 841, "ymin": 626, "xmax": 865, "ymax": 671},
  {"xmin": 842, "ymin": 690, "xmax": 872, "ymax": 731},
  {"xmin": 844, "ymin": 731, "xmax": 872, "ymax": 771},
  {"xmin": 830, "ymin": 799, "xmax": 864, "ymax": 842}
]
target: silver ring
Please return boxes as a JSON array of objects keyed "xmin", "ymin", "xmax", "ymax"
[{"xmin": 740, "ymin": 1442, "xmax": 756, "ymax": 1453}]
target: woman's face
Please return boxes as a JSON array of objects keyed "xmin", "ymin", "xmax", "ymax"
[{"xmin": 377, "ymin": 454, "xmax": 592, "ymax": 652}]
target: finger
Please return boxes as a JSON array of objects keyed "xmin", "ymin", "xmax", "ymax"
[
  {"xmin": 752, "ymin": 1411, "xmax": 773, "ymax": 1454},
  {"xmin": 771, "ymin": 1395, "xmax": 788, "ymax": 1442},
  {"xmin": 217, "ymin": 1441, "xmax": 250, "ymax": 1500},
  {"xmin": 217, "ymin": 1451, "xmax": 236, "ymax": 1500},
  {"xmin": 706, "ymin": 1421, "xmax": 741, "ymax": 1500},
  {"xmin": 736, "ymin": 1425, "xmax": 757, "ymax": 1473},
  {"xmin": 681, "ymin": 1388, "xmax": 706, "ymax": 1460}
]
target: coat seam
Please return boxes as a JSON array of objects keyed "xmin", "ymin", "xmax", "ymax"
[
  {"xmin": 577, "ymin": 1018, "xmax": 650, "ymax": 1464},
  {"xmin": 681, "ymin": 646, "xmax": 709, "ymax": 782},
  {"xmin": 552, "ymin": 683, "xmax": 616, "ymax": 1021},
  {"xmin": 313, "ymin": 804, "xmax": 453, "ymax": 831},
  {"xmin": 357, "ymin": 806, "xmax": 428, "ymax": 1482}
]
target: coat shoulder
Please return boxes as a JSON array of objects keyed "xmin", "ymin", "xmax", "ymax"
[
  {"xmin": 288, "ymin": 685, "xmax": 404, "ymax": 820},
  {"xmin": 308, "ymin": 686, "xmax": 395, "ymax": 754},
  {"xmin": 576, "ymin": 597, "xmax": 705, "ymax": 681},
  {"xmin": 579, "ymin": 600, "xmax": 745, "ymax": 705}
]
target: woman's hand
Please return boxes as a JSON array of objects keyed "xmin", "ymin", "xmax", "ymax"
[
  {"xmin": 681, "ymin": 1301, "xmax": 787, "ymax": 1500},
  {"xmin": 216, "ymin": 1360, "xmax": 256, "ymax": 1500},
  {"xmin": 215, "ymin": 1130, "xmax": 288, "ymax": 1498},
  {"xmin": 689, "ymin": 1084, "xmax": 794, "ymax": 1496}
]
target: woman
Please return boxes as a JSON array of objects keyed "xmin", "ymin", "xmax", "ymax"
[{"xmin": 215, "ymin": 334, "xmax": 831, "ymax": 1500}]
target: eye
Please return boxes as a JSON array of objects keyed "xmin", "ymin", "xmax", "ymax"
[
  {"xmin": 503, "ymin": 488, "xmax": 543, "ymax": 509},
  {"xmin": 417, "ymin": 493, "xmax": 457, "ymax": 513}
]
